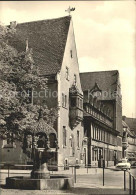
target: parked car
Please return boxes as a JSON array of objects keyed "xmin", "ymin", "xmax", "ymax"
[
  {"xmin": 130, "ymin": 161, "xmax": 136, "ymax": 168},
  {"xmin": 128, "ymin": 157, "xmax": 136, "ymax": 166},
  {"xmin": 116, "ymin": 158, "xmax": 131, "ymax": 170}
]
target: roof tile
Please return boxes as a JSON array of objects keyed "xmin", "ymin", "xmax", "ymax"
[
  {"xmin": 80, "ymin": 70, "xmax": 119, "ymax": 100},
  {"xmin": 8, "ymin": 16, "xmax": 71, "ymax": 75}
]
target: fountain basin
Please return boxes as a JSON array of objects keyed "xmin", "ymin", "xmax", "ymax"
[{"xmin": 6, "ymin": 175, "xmax": 74, "ymax": 190}]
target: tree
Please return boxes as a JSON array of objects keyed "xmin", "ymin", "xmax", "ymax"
[{"xmin": 0, "ymin": 23, "xmax": 57, "ymax": 143}]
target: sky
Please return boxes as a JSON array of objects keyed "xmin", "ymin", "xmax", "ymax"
[{"xmin": 0, "ymin": 1, "xmax": 136, "ymax": 118}]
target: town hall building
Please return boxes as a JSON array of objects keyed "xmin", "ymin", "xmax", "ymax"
[
  {"xmin": 0, "ymin": 16, "xmax": 85, "ymax": 168},
  {"xmin": 0, "ymin": 15, "xmax": 124, "ymax": 168}
]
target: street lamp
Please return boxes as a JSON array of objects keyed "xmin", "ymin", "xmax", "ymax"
[{"xmin": 122, "ymin": 126, "xmax": 128, "ymax": 158}]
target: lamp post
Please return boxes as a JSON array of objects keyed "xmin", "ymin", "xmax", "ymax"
[{"xmin": 122, "ymin": 126, "xmax": 128, "ymax": 158}]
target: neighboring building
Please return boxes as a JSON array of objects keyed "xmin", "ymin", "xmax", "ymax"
[
  {"xmin": 122, "ymin": 116, "xmax": 136, "ymax": 159},
  {"xmin": 80, "ymin": 71, "xmax": 123, "ymax": 167},
  {"xmin": 0, "ymin": 112, "xmax": 27, "ymax": 164},
  {"xmin": 0, "ymin": 16, "xmax": 85, "ymax": 168}
]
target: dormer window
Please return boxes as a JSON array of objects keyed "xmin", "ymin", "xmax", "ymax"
[
  {"xmin": 66, "ymin": 67, "xmax": 69, "ymax": 80},
  {"xmin": 93, "ymin": 91, "xmax": 101, "ymax": 98},
  {"xmin": 70, "ymin": 50, "xmax": 73, "ymax": 58},
  {"xmin": 74, "ymin": 74, "xmax": 77, "ymax": 85}
]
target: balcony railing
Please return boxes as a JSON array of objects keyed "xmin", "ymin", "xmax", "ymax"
[{"xmin": 85, "ymin": 105, "xmax": 113, "ymax": 128}]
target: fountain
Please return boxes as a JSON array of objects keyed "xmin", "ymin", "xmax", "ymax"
[{"xmin": 6, "ymin": 111, "xmax": 74, "ymax": 190}]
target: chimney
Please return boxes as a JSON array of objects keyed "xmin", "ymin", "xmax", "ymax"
[{"xmin": 10, "ymin": 21, "xmax": 17, "ymax": 28}]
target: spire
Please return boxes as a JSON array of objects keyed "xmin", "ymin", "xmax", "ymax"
[{"xmin": 65, "ymin": 6, "xmax": 75, "ymax": 16}]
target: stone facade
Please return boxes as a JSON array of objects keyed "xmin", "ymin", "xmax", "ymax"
[{"xmin": 55, "ymin": 19, "xmax": 84, "ymax": 168}]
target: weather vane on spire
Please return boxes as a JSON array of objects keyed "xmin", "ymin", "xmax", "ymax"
[{"xmin": 65, "ymin": 6, "xmax": 75, "ymax": 16}]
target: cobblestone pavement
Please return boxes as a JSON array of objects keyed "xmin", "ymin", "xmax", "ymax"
[
  {"xmin": 0, "ymin": 168, "xmax": 130, "ymax": 195},
  {"xmin": 0, "ymin": 186, "xmax": 129, "ymax": 195}
]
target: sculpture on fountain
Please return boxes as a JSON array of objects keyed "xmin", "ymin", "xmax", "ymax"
[
  {"xmin": 6, "ymin": 109, "xmax": 74, "ymax": 190},
  {"xmin": 23, "ymin": 109, "xmax": 57, "ymax": 179}
]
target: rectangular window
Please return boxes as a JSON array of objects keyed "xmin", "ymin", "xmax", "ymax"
[
  {"xmin": 97, "ymin": 128, "xmax": 100, "ymax": 140},
  {"xmin": 62, "ymin": 94, "xmax": 67, "ymax": 108},
  {"xmin": 77, "ymin": 130, "xmax": 80, "ymax": 148},
  {"xmin": 96, "ymin": 128, "xmax": 98, "ymax": 140},
  {"xmin": 95, "ymin": 151, "xmax": 97, "ymax": 161},
  {"xmin": 62, "ymin": 93, "xmax": 64, "ymax": 107},
  {"xmin": 80, "ymin": 99, "xmax": 83, "ymax": 109},
  {"xmin": 92, "ymin": 149, "xmax": 94, "ymax": 161},
  {"xmin": 74, "ymin": 74, "xmax": 77, "ymax": 85},
  {"xmin": 63, "ymin": 126, "xmax": 67, "ymax": 146},
  {"xmin": 101, "ymin": 130, "xmax": 103, "ymax": 141},
  {"xmin": 93, "ymin": 126, "xmax": 94, "ymax": 139},
  {"xmin": 103, "ymin": 131, "xmax": 105, "ymax": 142},
  {"xmin": 94, "ymin": 127, "xmax": 97, "ymax": 139},
  {"xmin": 77, "ymin": 97, "xmax": 80, "ymax": 108},
  {"xmin": 70, "ymin": 50, "xmax": 73, "ymax": 58},
  {"xmin": 105, "ymin": 132, "xmax": 107, "ymax": 143},
  {"xmin": 66, "ymin": 67, "xmax": 69, "ymax": 80},
  {"xmin": 65, "ymin": 95, "xmax": 67, "ymax": 107},
  {"xmin": 91, "ymin": 124, "xmax": 93, "ymax": 139},
  {"xmin": 71, "ymin": 97, "xmax": 76, "ymax": 107}
]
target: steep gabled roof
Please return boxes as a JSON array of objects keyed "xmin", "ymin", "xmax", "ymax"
[
  {"xmin": 125, "ymin": 117, "xmax": 136, "ymax": 135},
  {"xmin": 80, "ymin": 70, "xmax": 119, "ymax": 100},
  {"xmin": 8, "ymin": 16, "xmax": 71, "ymax": 75}
]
